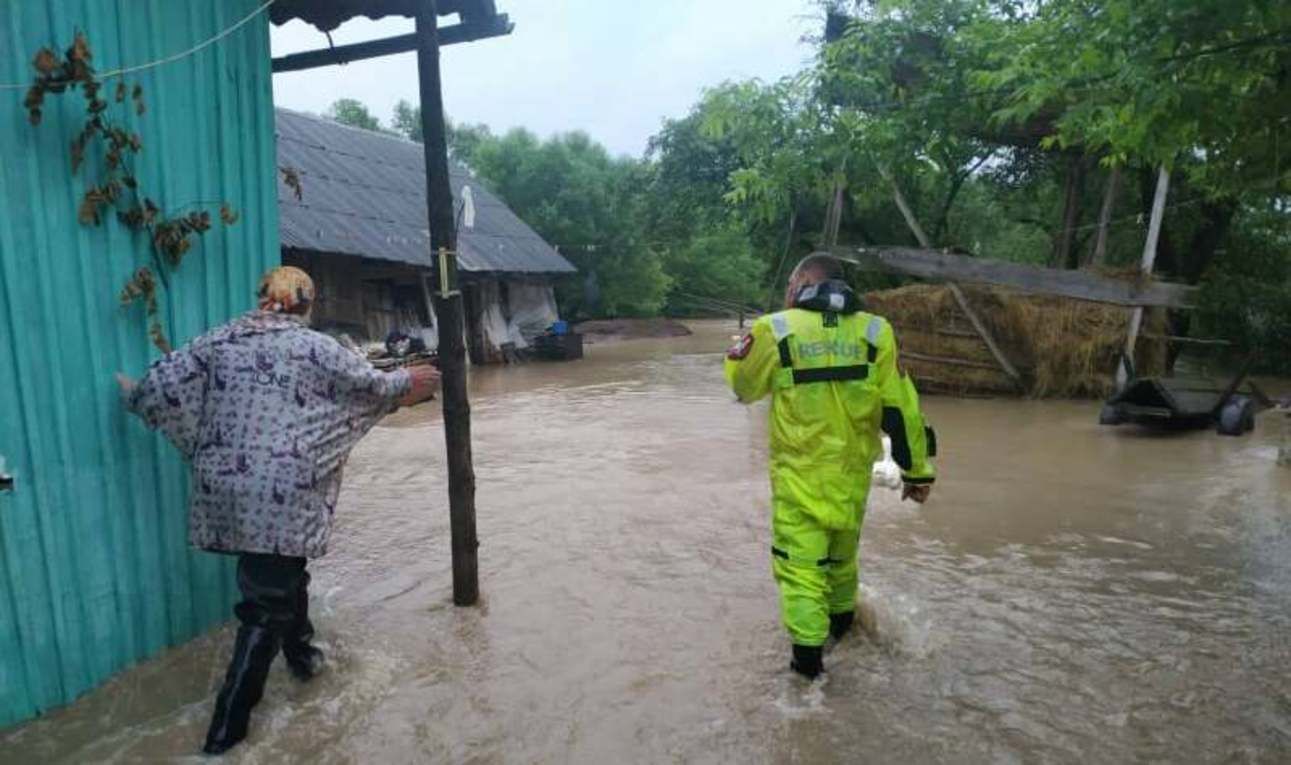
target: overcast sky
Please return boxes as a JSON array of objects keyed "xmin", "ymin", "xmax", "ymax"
[{"xmin": 270, "ymin": 1, "xmax": 822, "ymax": 158}]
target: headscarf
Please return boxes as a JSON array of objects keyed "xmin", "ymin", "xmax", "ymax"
[{"xmin": 257, "ymin": 266, "xmax": 315, "ymax": 314}]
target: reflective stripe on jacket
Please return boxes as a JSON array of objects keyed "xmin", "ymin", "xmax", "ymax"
[{"xmin": 725, "ymin": 304, "xmax": 935, "ymax": 529}]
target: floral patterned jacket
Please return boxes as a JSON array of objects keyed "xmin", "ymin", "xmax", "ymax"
[{"xmin": 126, "ymin": 310, "xmax": 410, "ymax": 558}]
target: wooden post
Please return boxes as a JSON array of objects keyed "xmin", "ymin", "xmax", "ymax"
[
  {"xmin": 886, "ymin": 172, "xmax": 1024, "ymax": 389},
  {"xmin": 1116, "ymin": 165, "xmax": 1170, "ymax": 391},
  {"xmin": 416, "ymin": 2, "xmax": 479, "ymax": 606},
  {"xmin": 884, "ymin": 168, "xmax": 932, "ymax": 249}
]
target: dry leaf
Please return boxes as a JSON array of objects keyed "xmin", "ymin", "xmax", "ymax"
[
  {"xmin": 77, "ymin": 195, "xmax": 99, "ymax": 225},
  {"xmin": 69, "ymin": 32, "xmax": 91, "ymax": 63},
  {"xmin": 33, "ymin": 47, "xmax": 59, "ymax": 75}
]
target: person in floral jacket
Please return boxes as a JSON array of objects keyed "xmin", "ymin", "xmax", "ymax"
[{"xmin": 118, "ymin": 266, "xmax": 438, "ymax": 755}]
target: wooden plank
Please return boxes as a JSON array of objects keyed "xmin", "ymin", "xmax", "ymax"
[
  {"xmin": 272, "ymin": 17, "xmax": 513, "ymax": 73},
  {"xmin": 1141, "ymin": 333, "xmax": 1232, "ymax": 347},
  {"xmin": 947, "ymin": 282, "xmax": 1024, "ymax": 384},
  {"xmin": 910, "ymin": 378, "xmax": 1015, "ymax": 398},
  {"xmin": 826, "ymin": 245, "xmax": 1196, "ymax": 308},
  {"xmin": 931, "ymin": 327, "xmax": 980, "ymax": 339},
  {"xmin": 902, "ymin": 350, "xmax": 1016, "ymax": 371}
]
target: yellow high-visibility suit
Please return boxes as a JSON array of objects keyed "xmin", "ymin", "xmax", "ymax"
[{"xmin": 725, "ymin": 282, "xmax": 935, "ymax": 648}]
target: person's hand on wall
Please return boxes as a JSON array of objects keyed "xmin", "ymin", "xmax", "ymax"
[{"xmin": 114, "ymin": 373, "xmax": 137, "ymax": 402}]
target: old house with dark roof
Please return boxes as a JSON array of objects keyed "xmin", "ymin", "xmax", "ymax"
[{"xmin": 275, "ymin": 107, "xmax": 575, "ymax": 363}]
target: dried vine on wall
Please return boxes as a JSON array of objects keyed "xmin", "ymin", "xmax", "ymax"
[{"xmin": 24, "ymin": 32, "xmax": 238, "ymax": 352}]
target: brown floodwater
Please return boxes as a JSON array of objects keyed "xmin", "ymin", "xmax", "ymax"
[{"xmin": 3, "ymin": 320, "xmax": 1290, "ymax": 763}]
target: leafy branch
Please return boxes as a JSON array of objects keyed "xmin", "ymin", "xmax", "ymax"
[{"xmin": 25, "ymin": 31, "xmax": 237, "ymax": 353}]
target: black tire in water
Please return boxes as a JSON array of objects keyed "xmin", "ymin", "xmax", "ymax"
[
  {"xmin": 1217, "ymin": 395, "xmax": 1255, "ymax": 437},
  {"xmin": 1099, "ymin": 403, "xmax": 1126, "ymax": 426}
]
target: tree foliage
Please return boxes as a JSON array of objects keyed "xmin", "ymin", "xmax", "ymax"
[
  {"xmin": 324, "ymin": 4, "xmax": 1289, "ymax": 365},
  {"xmin": 391, "ymin": 99, "xmax": 422, "ymax": 143},
  {"xmin": 327, "ymin": 98, "xmax": 385, "ymax": 133}
]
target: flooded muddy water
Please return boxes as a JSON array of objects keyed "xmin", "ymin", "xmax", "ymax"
[{"xmin": 4, "ymin": 320, "xmax": 1290, "ymax": 763}]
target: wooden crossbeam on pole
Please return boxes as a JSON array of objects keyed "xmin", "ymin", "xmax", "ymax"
[{"xmin": 272, "ymin": 16, "xmax": 513, "ymax": 73}]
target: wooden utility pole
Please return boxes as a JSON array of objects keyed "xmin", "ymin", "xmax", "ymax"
[
  {"xmin": 1116, "ymin": 165, "xmax": 1170, "ymax": 391},
  {"xmin": 416, "ymin": 1, "xmax": 479, "ymax": 606}
]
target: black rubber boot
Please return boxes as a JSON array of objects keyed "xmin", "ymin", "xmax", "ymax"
[
  {"xmin": 282, "ymin": 638, "xmax": 325, "ymax": 682},
  {"xmin": 790, "ymin": 644, "xmax": 824, "ymax": 679},
  {"xmin": 282, "ymin": 570, "xmax": 324, "ymax": 682},
  {"xmin": 203, "ymin": 626, "xmax": 281, "ymax": 756},
  {"xmin": 830, "ymin": 611, "xmax": 855, "ymax": 640}
]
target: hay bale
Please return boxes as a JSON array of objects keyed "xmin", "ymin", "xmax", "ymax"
[{"xmin": 863, "ymin": 284, "xmax": 1167, "ymax": 399}]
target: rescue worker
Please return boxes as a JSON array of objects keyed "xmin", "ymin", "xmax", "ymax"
[
  {"xmin": 724, "ymin": 255, "xmax": 936, "ymax": 678},
  {"xmin": 116, "ymin": 266, "xmax": 438, "ymax": 754}
]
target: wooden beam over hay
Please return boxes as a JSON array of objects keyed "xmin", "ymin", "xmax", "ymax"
[{"xmin": 824, "ymin": 246, "xmax": 1197, "ymax": 309}]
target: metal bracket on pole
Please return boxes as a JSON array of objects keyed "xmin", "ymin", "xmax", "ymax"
[{"xmin": 437, "ymin": 247, "xmax": 461, "ymax": 298}]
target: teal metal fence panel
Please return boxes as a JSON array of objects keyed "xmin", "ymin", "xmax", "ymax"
[{"xmin": 0, "ymin": 0, "xmax": 280, "ymax": 727}]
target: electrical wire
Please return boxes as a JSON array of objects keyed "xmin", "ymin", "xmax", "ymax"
[{"xmin": 0, "ymin": 0, "xmax": 277, "ymax": 91}]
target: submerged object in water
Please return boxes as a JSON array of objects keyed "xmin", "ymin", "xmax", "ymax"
[{"xmin": 1100, "ymin": 366, "xmax": 1273, "ymax": 437}]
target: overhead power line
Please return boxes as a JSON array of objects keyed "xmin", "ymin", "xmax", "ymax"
[{"xmin": 0, "ymin": 0, "xmax": 277, "ymax": 91}]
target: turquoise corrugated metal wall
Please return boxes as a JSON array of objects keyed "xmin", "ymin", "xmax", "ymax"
[{"xmin": 0, "ymin": 0, "xmax": 279, "ymax": 727}]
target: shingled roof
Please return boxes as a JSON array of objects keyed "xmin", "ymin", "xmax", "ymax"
[{"xmin": 275, "ymin": 108, "xmax": 575, "ymax": 275}]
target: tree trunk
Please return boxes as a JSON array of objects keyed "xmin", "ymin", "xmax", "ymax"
[
  {"xmin": 1087, "ymin": 164, "xmax": 1120, "ymax": 268},
  {"xmin": 934, "ymin": 152, "xmax": 991, "ymax": 243},
  {"xmin": 767, "ymin": 207, "xmax": 798, "ymax": 311},
  {"xmin": 822, "ymin": 179, "xmax": 846, "ymax": 247},
  {"xmin": 1138, "ymin": 171, "xmax": 1236, "ymax": 285},
  {"xmin": 1181, "ymin": 200, "xmax": 1237, "ymax": 283},
  {"xmin": 1051, "ymin": 155, "xmax": 1087, "ymax": 269}
]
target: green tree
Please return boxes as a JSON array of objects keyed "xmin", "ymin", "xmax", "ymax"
[
  {"xmin": 662, "ymin": 228, "xmax": 766, "ymax": 313},
  {"xmin": 327, "ymin": 98, "xmax": 384, "ymax": 132},
  {"xmin": 821, "ymin": 0, "xmax": 1291, "ymax": 277},
  {"xmin": 447, "ymin": 121, "xmax": 493, "ymax": 164},
  {"xmin": 463, "ymin": 128, "xmax": 669, "ymax": 317},
  {"xmin": 391, "ymin": 99, "xmax": 422, "ymax": 142}
]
